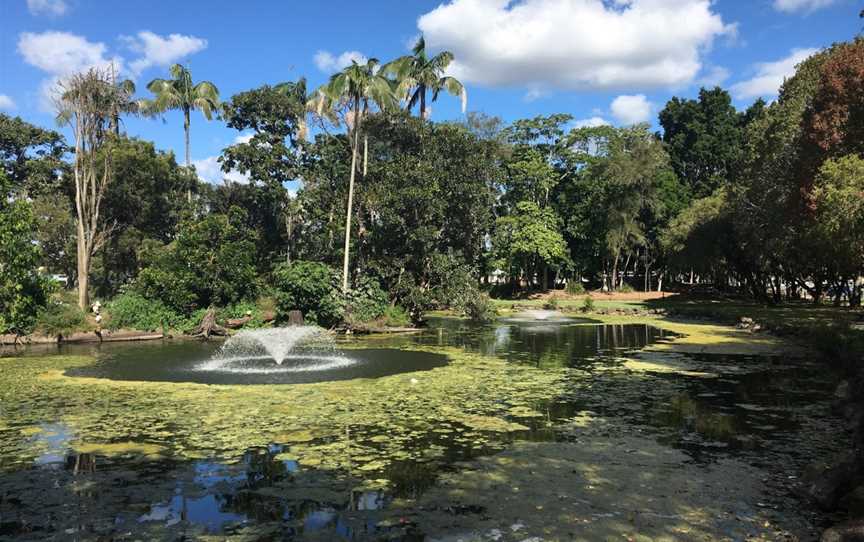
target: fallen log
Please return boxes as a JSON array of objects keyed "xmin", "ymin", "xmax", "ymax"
[{"xmin": 225, "ymin": 316, "xmax": 252, "ymax": 329}]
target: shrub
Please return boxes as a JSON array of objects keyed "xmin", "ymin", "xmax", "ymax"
[
  {"xmin": 380, "ymin": 305, "xmax": 412, "ymax": 327},
  {"xmin": 462, "ymin": 291, "xmax": 498, "ymax": 323},
  {"xmin": 580, "ymin": 296, "xmax": 595, "ymax": 313},
  {"xmin": 565, "ymin": 281, "xmax": 585, "ymax": 295},
  {"xmin": 272, "ymin": 260, "xmax": 343, "ymax": 327},
  {"xmin": 36, "ymin": 300, "xmax": 89, "ymax": 336},
  {"xmin": 543, "ymin": 296, "xmax": 560, "ymax": 310},
  {"xmin": 344, "ymin": 276, "xmax": 389, "ymax": 326},
  {"xmin": 618, "ymin": 282, "xmax": 635, "ymax": 293},
  {"xmin": 105, "ymin": 291, "xmax": 183, "ymax": 332},
  {"xmin": 136, "ymin": 208, "xmax": 259, "ymax": 315}
]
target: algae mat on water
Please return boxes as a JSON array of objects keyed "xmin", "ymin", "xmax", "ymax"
[{"xmin": 0, "ymin": 347, "xmax": 567, "ymax": 477}]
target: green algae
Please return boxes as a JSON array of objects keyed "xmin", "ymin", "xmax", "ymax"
[{"xmin": 0, "ymin": 347, "xmax": 567, "ymax": 477}]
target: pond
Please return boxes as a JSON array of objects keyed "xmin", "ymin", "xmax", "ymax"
[{"xmin": 0, "ymin": 316, "xmax": 844, "ymax": 540}]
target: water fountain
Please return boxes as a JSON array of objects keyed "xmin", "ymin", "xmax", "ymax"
[{"xmin": 195, "ymin": 326, "xmax": 357, "ymax": 374}]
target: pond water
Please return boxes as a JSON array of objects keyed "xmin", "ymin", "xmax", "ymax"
[{"xmin": 0, "ymin": 317, "xmax": 844, "ymax": 541}]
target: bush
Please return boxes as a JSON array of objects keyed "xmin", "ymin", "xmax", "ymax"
[
  {"xmin": 462, "ymin": 291, "xmax": 498, "ymax": 323},
  {"xmin": 136, "ymin": 208, "xmax": 259, "ymax": 315},
  {"xmin": 618, "ymin": 282, "xmax": 635, "ymax": 293},
  {"xmin": 36, "ymin": 300, "xmax": 89, "ymax": 336},
  {"xmin": 543, "ymin": 296, "xmax": 560, "ymax": 310},
  {"xmin": 565, "ymin": 281, "xmax": 585, "ymax": 295},
  {"xmin": 272, "ymin": 260, "xmax": 343, "ymax": 327},
  {"xmin": 580, "ymin": 296, "xmax": 595, "ymax": 313},
  {"xmin": 344, "ymin": 276, "xmax": 389, "ymax": 326},
  {"xmin": 380, "ymin": 305, "xmax": 412, "ymax": 327},
  {"xmin": 105, "ymin": 291, "xmax": 183, "ymax": 332}
]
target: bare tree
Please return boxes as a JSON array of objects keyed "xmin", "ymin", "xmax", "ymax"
[{"xmin": 56, "ymin": 66, "xmax": 130, "ymax": 309}]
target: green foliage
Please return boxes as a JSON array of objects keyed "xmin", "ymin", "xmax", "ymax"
[
  {"xmin": 462, "ymin": 291, "xmax": 498, "ymax": 323},
  {"xmin": 344, "ymin": 276, "xmax": 389, "ymax": 326},
  {"xmin": 580, "ymin": 296, "xmax": 595, "ymax": 313},
  {"xmin": 36, "ymin": 299, "xmax": 87, "ymax": 336},
  {"xmin": 565, "ymin": 281, "xmax": 585, "ymax": 295},
  {"xmin": 136, "ymin": 207, "xmax": 259, "ymax": 315},
  {"xmin": 493, "ymin": 201, "xmax": 569, "ymax": 281},
  {"xmin": 380, "ymin": 305, "xmax": 411, "ymax": 327},
  {"xmin": 542, "ymin": 296, "xmax": 560, "ymax": 310},
  {"xmin": 0, "ymin": 113, "xmax": 67, "ymax": 197},
  {"xmin": 105, "ymin": 291, "xmax": 183, "ymax": 332},
  {"xmin": 0, "ymin": 173, "xmax": 52, "ymax": 335},
  {"xmin": 272, "ymin": 260, "xmax": 343, "ymax": 327}
]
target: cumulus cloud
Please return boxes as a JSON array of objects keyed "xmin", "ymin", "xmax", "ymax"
[
  {"xmin": 192, "ymin": 156, "xmax": 250, "ymax": 185},
  {"xmin": 731, "ymin": 48, "xmax": 819, "ymax": 100},
  {"xmin": 122, "ymin": 31, "xmax": 208, "ymax": 76},
  {"xmin": 611, "ymin": 94, "xmax": 652, "ymax": 125},
  {"xmin": 18, "ymin": 31, "xmax": 124, "ymax": 112},
  {"xmin": 572, "ymin": 116, "xmax": 610, "ymax": 128},
  {"xmin": 698, "ymin": 65, "xmax": 731, "ymax": 87},
  {"xmin": 773, "ymin": 0, "xmax": 837, "ymax": 13},
  {"xmin": 26, "ymin": 0, "xmax": 68, "ymax": 16},
  {"xmin": 0, "ymin": 95, "xmax": 16, "ymax": 110},
  {"xmin": 314, "ymin": 50, "xmax": 367, "ymax": 73},
  {"xmin": 417, "ymin": 0, "xmax": 734, "ymax": 92}
]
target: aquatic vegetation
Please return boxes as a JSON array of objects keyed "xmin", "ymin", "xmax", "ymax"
[{"xmin": 0, "ymin": 347, "xmax": 567, "ymax": 477}]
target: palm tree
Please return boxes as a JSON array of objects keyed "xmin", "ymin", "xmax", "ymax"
[
  {"xmin": 110, "ymin": 78, "xmax": 138, "ymax": 135},
  {"xmin": 386, "ymin": 36, "xmax": 466, "ymax": 119},
  {"xmin": 142, "ymin": 63, "xmax": 219, "ymax": 201},
  {"xmin": 308, "ymin": 58, "xmax": 398, "ymax": 291}
]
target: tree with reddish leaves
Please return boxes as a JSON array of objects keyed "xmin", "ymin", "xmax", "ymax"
[{"xmin": 800, "ymin": 39, "xmax": 864, "ymax": 196}]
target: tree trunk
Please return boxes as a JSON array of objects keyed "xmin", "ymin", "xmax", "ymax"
[
  {"xmin": 420, "ymin": 87, "xmax": 427, "ymax": 120},
  {"xmin": 341, "ymin": 98, "xmax": 361, "ymax": 293},
  {"xmin": 184, "ymin": 109, "xmax": 192, "ymax": 203},
  {"xmin": 611, "ymin": 252, "xmax": 620, "ymax": 291},
  {"xmin": 76, "ymin": 235, "xmax": 89, "ymax": 309}
]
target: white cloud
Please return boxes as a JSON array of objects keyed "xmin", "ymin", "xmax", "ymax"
[
  {"xmin": 417, "ymin": 0, "xmax": 734, "ymax": 92},
  {"xmin": 0, "ymin": 95, "xmax": 16, "ymax": 110},
  {"xmin": 611, "ymin": 94, "xmax": 652, "ymax": 125},
  {"xmin": 233, "ymin": 133, "xmax": 253, "ymax": 144},
  {"xmin": 731, "ymin": 47, "xmax": 819, "ymax": 100},
  {"xmin": 18, "ymin": 31, "xmax": 124, "ymax": 112},
  {"xmin": 122, "ymin": 31, "xmax": 208, "ymax": 76},
  {"xmin": 573, "ymin": 116, "xmax": 610, "ymax": 128},
  {"xmin": 26, "ymin": 0, "xmax": 68, "ymax": 16},
  {"xmin": 192, "ymin": 156, "xmax": 250, "ymax": 185},
  {"xmin": 773, "ymin": 0, "xmax": 837, "ymax": 13},
  {"xmin": 314, "ymin": 50, "xmax": 368, "ymax": 73},
  {"xmin": 698, "ymin": 65, "xmax": 730, "ymax": 87}
]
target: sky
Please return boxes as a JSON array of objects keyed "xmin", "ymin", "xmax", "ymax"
[{"xmin": 0, "ymin": 0, "xmax": 860, "ymax": 185}]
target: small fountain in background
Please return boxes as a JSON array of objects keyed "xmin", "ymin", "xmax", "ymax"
[{"xmin": 195, "ymin": 326, "xmax": 357, "ymax": 374}]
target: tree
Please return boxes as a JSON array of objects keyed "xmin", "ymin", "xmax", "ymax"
[
  {"xmin": 137, "ymin": 207, "xmax": 259, "ymax": 314},
  {"xmin": 493, "ymin": 201, "xmax": 569, "ymax": 290},
  {"xmin": 309, "ymin": 58, "xmax": 399, "ymax": 292},
  {"xmin": 0, "ymin": 172, "xmax": 50, "ymax": 335},
  {"xmin": 31, "ymin": 194, "xmax": 76, "ymax": 282},
  {"xmin": 658, "ymin": 87, "xmax": 744, "ymax": 199},
  {"xmin": 0, "ymin": 113, "xmax": 67, "ymax": 197},
  {"xmin": 142, "ymin": 63, "xmax": 219, "ymax": 201},
  {"xmin": 56, "ymin": 66, "xmax": 132, "ymax": 309},
  {"xmin": 386, "ymin": 36, "xmax": 466, "ymax": 119},
  {"xmin": 811, "ymin": 155, "xmax": 864, "ymax": 304}
]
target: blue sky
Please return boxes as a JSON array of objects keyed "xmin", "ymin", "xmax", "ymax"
[{"xmin": 0, "ymin": 0, "xmax": 860, "ymax": 184}]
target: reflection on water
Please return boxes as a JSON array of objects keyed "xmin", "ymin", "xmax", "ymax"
[{"xmin": 0, "ymin": 317, "xmax": 845, "ymax": 540}]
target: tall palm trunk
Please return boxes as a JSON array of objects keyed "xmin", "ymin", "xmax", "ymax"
[
  {"xmin": 184, "ymin": 108, "xmax": 192, "ymax": 203},
  {"xmin": 342, "ymin": 96, "xmax": 361, "ymax": 292},
  {"xmin": 419, "ymin": 86, "xmax": 427, "ymax": 119}
]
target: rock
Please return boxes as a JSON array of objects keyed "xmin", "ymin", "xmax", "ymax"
[
  {"xmin": 737, "ymin": 317, "xmax": 754, "ymax": 329},
  {"xmin": 821, "ymin": 519, "xmax": 864, "ymax": 542},
  {"xmin": 841, "ymin": 485, "xmax": 864, "ymax": 517},
  {"xmin": 802, "ymin": 453, "xmax": 861, "ymax": 510}
]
